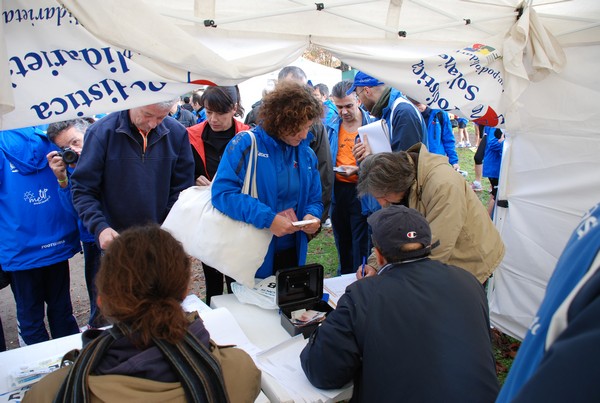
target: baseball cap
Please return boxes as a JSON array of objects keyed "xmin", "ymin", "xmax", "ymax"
[
  {"xmin": 367, "ymin": 205, "xmax": 433, "ymax": 261},
  {"xmin": 346, "ymin": 71, "xmax": 385, "ymax": 95}
]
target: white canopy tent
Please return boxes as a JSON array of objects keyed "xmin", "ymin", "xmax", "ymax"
[{"xmin": 2, "ymin": 0, "xmax": 599, "ymax": 339}]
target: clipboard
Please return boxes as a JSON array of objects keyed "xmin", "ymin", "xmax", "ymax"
[{"xmin": 357, "ymin": 119, "xmax": 392, "ymax": 154}]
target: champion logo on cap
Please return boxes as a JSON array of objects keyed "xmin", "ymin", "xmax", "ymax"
[{"xmin": 407, "ymin": 231, "xmax": 417, "ymax": 239}]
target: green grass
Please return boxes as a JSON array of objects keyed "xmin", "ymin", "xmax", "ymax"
[
  {"xmin": 306, "ymin": 227, "xmax": 338, "ymax": 278},
  {"xmin": 307, "ymin": 123, "xmax": 518, "ymax": 384}
]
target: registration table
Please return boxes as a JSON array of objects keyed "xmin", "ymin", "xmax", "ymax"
[
  {"xmin": 211, "ymin": 294, "xmax": 294, "ymax": 402},
  {"xmin": 0, "ymin": 293, "xmax": 351, "ymax": 402},
  {"xmin": 210, "ymin": 293, "xmax": 352, "ymax": 403},
  {"xmin": 0, "ymin": 296, "xmax": 271, "ymax": 403}
]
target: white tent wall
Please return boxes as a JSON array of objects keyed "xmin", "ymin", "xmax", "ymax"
[
  {"xmin": 2, "ymin": 0, "xmax": 600, "ymax": 339},
  {"xmin": 488, "ymin": 44, "xmax": 600, "ymax": 339}
]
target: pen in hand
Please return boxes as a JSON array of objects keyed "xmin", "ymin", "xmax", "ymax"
[{"xmin": 361, "ymin": 256, "xmax": 366, "ymax": 278}]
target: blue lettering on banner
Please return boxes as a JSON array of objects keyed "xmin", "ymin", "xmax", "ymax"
[
  {"xmin": 9, "ymin": 47, "xmax": 133, "ymax": 88},
  {"xmin": 411, "ymin": 46, "xmax": 504, "ymax": 112},
  {"xmin": 3, "ymin": 6, "xmax": 77, "ymax": 27},
  {"xmin": 30, "ymin": 80, "xmax": 167, "ymax": 120},
  {"xmin": 411, "ymin": 59, "xmax": 457, "ymax": 111}
]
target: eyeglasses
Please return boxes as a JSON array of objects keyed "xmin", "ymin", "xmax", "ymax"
[{"xmin": 356, "ymin": 87, "xmax": 368, "ymax": 97}]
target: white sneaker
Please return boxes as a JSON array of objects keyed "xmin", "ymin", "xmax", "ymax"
[
  {"xmin": 457, "ymin": 142, "xmax": 465, "ymax": 148},
  {"xmin": 465, "ymin": 142, "xmax": 472, "ymax": 147},
  {"xmin": 471, "ymin": 181, "xmax": 483, "ymax": 192},
  {"xmin": 322, "ymin": 218, "xmax": 332, "ymax": 228}
]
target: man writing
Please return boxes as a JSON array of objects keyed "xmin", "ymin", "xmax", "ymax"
[
  {"xmin": 356, "ymin": 146, "xmax": 504, "ymax": 283},
  {"xmin": 301, "ymin": 205, "xmax": 499, "ymax": 402},
  {"xmin": 71, "ymin": 100, "xmax": 194, "ymax": 250}
]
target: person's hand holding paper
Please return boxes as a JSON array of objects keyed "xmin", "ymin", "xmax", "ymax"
[
  {"xmin": 352, "ymin": 134, "xmax": 373, "ymax": 163},
  {"xmin": 356, "ymin": 120, "xmax": 392, "ymax": 158},
  {"xmin": 333, "ymin": 165, "xmax": 359, "ymax": 176}
]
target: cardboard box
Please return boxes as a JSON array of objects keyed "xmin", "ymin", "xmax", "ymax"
[{"xmin": 276, "ymin": 264, "xmax": 333, "ymax": 338}]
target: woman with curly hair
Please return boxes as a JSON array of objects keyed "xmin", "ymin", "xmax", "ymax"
[
  {"xmin": 23, "ymin": 225, "xmax": 260, "ymax": 403},
  {"xmin": 211, "ymin": 81, "xmax": 324, "ymax": 279}
]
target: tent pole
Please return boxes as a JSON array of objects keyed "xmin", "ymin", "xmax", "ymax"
[
  {"xmin": 406, "ymin": 12, "xmax": 517, "ymax": 35},
  {"xmin": 556, "ymin": 22, "xmax": 600, "ymax": 37},
  {"xmin": 163, "ymin": 0, "xmax": 378, "ymax": 27}
]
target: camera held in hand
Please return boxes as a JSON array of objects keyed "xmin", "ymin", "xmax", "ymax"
[{"xmin": 58, "ymin": 147, "xmax": 79, "ymax": 164}]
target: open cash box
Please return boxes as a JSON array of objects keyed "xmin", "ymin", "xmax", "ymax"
[{"xmin": 276, "ymin": 263, "xmax": 333, "ymax": 338}]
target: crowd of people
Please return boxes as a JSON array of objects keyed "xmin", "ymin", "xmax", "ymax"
[{"xmin": 0, "ymin": 65, "xmax": 595, "ymax": 402}]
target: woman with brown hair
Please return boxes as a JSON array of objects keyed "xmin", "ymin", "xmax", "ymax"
[
  {"xmin": 23, "ymin": 225, "xmax": 260, "ymax": 403},
  {"xmin": 211, "ymin": 81, "xmax": 324, "ymax": 279},
  {"xmin": 187, "ymin": 85, "xmax": 249, "ymax": 304}
]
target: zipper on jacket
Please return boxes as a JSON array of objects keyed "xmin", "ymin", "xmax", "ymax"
[{"xmin": 138, "ymin": 128, "xmax": 148, "ymax": 161}]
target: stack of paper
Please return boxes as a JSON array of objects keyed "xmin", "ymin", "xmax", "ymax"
[
  {"xmin": 357, "ymin": 119, "xmax": 392, "ymax": 154},
  {"xmin": 256, "ymin": 335, "xmax": 353, "ymax": 402},
  {"xmin": 324, "ymin": 274, "xmax": 357, "ymax": 308},
  {"xmin": 200, "ymin": 308, "xmax": 262, "ymax": 357}
]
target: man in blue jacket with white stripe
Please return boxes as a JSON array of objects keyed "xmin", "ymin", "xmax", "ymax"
[{"xmin": 348, "ymin": 71, "xmax": 427, "ymax": 163}]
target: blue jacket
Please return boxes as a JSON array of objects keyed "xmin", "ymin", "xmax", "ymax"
[
  {"xmin": 382, "ymin": 88, "xmax": 428, "ymax": 151},
  {"xmin": 71, "ymin": 110, "xmax": 195, "ymax": 240},
  {"xmin": 194, "ymin": 108, "xmax": 207, "ymax": 124},
  {"xmin": 327, "ymin": 108, "xmax": 373, "ymax": 166},
  {"xmin": 497, "ymin": 202, "xmax": 600, "ymax": 402},
  {"xmin": 211, "ymin": 126, "xmax": 323, "ymax": 279},
  {"xmin": 328, "ymin": 108, "xmax": 375, "ymax": 212},
  {"xmin": 482, "ymin": 127, "xmax": 504, "ymax": 179},
  {"xmin": 322, "ymin": 99, "xmax": 339, "ymax": 130},
  {"xmin": 422, "ymin": 107, "xmax": 459, "ymax": 165},
  {"xmin": 57, "ymin": 180, "xmax": 95, "ymax": 244},
  {"xmin": 0, "ymin": 127, "xmax": 81, "ymax": 271}
]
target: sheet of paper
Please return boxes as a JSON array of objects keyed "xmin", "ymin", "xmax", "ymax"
[
  {"xmin": 324, "ymin": 274, "xmax": 357, "ymax": 308},
  {"xmin": 200, "ymin": 307, "xmax": 261, "ymax": 357},
  {"xmin": 358, "ymin": 119, "xmax": 392, "ymax": 154},
  {"xmin": 181, "ymin": 294, "xmax": 211, "ymax": 314},
  {"xmin": 256, "ymin": 335, "xmax": 352, "ymax": 402}
]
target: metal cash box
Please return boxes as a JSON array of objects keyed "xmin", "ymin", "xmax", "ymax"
[{"xmin": 275, "ymin": 263, "xmax": 333, "ymax": 338}]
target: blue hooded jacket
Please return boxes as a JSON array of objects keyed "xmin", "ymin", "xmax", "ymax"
[
  {"xmin": 422, "ymin": 107, "xmax": 459, "ymax": 165},
  {"xmin": 327, "ymin": 107, "xmax": 378, "ymax": 214},
  {"xmin": 482, "ymin": 127, "xmax": 504, "ymax": 179},
  {"xmin": 0, "ymin": 127, "xmax": 80, "ymax": 271},
  {"xmin": 382, "ymin": 88, "xmax": 428, "ymax": 151},
  {"xmin": 212, "ymin": 127, "xmax": 323, "ymax": 279}
]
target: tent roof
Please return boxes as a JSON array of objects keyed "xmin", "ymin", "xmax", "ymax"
[{"xmin": 149, "ymin": 0, "xmax": 600, "ymax": 45}]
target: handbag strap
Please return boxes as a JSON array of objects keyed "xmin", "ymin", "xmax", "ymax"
[
  {"xmin": 53, "ymin": 329, "xmax": 117, "ymax": 403},
  {"xmin": 240, "ymin": 130, "xmax": 259, "ymax": 198},
  {"xmin": 152, "ymin": 332, "xmax": 229, "ymax": 403}
]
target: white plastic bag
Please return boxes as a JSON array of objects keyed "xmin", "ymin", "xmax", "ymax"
[
  {"xmin": 231, "ymin": 276, "xmax": 278, "ymax": 310},
  {"xmin": 162, "ymin": 131, "xmax": 272, "ymax": 288}
]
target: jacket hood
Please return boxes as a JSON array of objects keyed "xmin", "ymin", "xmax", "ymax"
[
  {"xmin": 0, "ymin": 126, "xmax": 53, "ymax": 175},
  {"xmin": 91, "ymin": 320, "xmax": 211, "ymax": 383}
]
